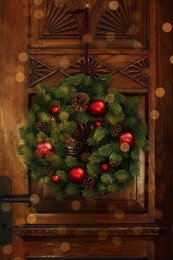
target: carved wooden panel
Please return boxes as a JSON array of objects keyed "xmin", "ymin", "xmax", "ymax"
[
  {"xmin": 28, "ymin": 52, "xmax": 149, "ymax": 91},
  {"xmin": 30, "ymin": 0, "xmax": 147, "ymax": 48},
  {"xmin": 27, "ymin": 0, "xmax": 154, "ymax": 225}
]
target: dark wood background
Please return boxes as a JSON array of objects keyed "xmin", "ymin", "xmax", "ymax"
[{"xmin": 0, "ymin": 0, "xmax": 173, "ymax": 259}]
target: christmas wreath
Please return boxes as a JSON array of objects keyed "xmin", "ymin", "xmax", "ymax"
[{"xmin": 18, "ymin": 74, "xmax": 149, "ymax": 200}]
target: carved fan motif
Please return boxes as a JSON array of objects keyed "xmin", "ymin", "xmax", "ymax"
[
  {"xmin": 28, "ymin": 57, "xmax": 56, "ymax": 87},
  {"xmin": 96, "ymin": 0, "xmax": 135, "ymax": 37},
  {"xmin": 121, "ymin": 57, "xmax": 149, "ymax": 86},
  {"xmin": 42, "ymin": 0, "xmax": 79, "ymax": 36},
  {"xmin": 61, "ymin": 56, "xmax": 113, "ymax": 77}
]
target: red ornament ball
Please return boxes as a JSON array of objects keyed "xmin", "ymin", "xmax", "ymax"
[
  {"xmin": 119, "ymin": 132, "xmax": 135, "ymax": 146},
  {"xmin": 51, "ymin": 175, "xmax": 60, "ymax": 183},
  {"xmin": 68, "ymin": 166, "xmax": 86, "ymax": 184},
  {"xmin": 37, "ymin": 142, "xmax": 52, "ymax": 154},
  {"xmin": 101, "ymin": 163, "xmax": 110, "ymax": 172},
  {"xmin": 95, "ymin": 120, "xmax": 102, "ymax": 128},
  {"xmin": 89, "ymin": 100, "xmax": 106, "ymax": 117},
  {"xmin": 50, "ymin": 106, "xmax": 59, "ymax": 115}
]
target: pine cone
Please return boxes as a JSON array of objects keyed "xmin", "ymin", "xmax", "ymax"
[
  {"xmin": 111, "ymin": 124, "xmax": 122, "ymax": 137},
  {"xmin": 82, "ymin": 175, "xmax": 95, "ymax": 189},
  {"xmin": 71, "ymin": 92, "xmax": 90, "ymax": 112},
  {"xmin": 36, "ymin": 121, "xmax": 45, "ymax": 131},
  {"xmin": 44, "ymin": 165, "xmax": 55, "ymax": 177}
]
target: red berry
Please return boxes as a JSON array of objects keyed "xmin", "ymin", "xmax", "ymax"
[
  {"xmin": 101, "ymin": 163, "xmax": 110, "ymax": 172},
  {"xmin": 50, "ymin": 106, "xmax": 59, "ymax": 115},
  {"xmin": 51, "ymin": 175, "xmax": 60, "ymax": 183}
]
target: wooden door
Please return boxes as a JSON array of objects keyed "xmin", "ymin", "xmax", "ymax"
[{"xmin": 0, "ymin": 0, "xmax": 173, "ymax": 259}]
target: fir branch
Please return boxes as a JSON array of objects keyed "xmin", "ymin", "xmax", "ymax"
[{"xmin": 93, "ymin": 127, "xmax": 109, "ymax": 143}]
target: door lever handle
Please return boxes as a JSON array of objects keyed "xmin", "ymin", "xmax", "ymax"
[
  {"xmin": 0, "ymin": 176, "xmax": 30, "ymax": 245},
  {"xmin": 0, "ymin": 195, "xmax": 31, "ymax": 203}
]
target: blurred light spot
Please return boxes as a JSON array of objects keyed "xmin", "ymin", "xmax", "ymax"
[
  {"xmin": 142, "ymin": 68, "xmax": 150, "ymax": 77},
  {"xmin": 155, "ymin": 87, "xmax": 165, "ymax": 97},
  {"xmin": 33, "ymin": 0, "xmax": 43, "ymax": 5},
  {"xmin": 15, "ymin": 72, "xmax": 25, "ymax": 83},
  {"xmin": 98, "ymin": 231, "xmax": 108, "ymax": 241},
  {"xmin": 13, "ymin": 257, "xmax": 23, "ymax": 260},
  {"xmin": 82, "ymin": 34, "xmax": 92, "ymax": 44},
  {"xmin": 60, "ymin": 242, "xmax": 70, "ymax": 252},
  {"xmin": 133, "ymin": 11, "xmax": 141, "ymax": 21},
  {"xmin": 28, "ymin": 36, "xmax": 36, "ymax": 45},
  {"xmin": 115, "ymin": 209, "xmax": 125, "ymax": 220},
  {"xmin": 71, "ymin": 200, "xmax": 81, "ymax": 211},
  {"xmin": 58, "ymin": 225, "xmax": 67, "ymax": 235},
  {"xmin": 150, "ymin": 110, "xmax": 160, "ymax": 120},
  {"xmin": 16, "ymin": 65, "xmax": 25, "ymax": 73},
  {"xmin": 2, "ymin": 245, "xmax": 13, "ymax": 255},
  {"xmin": 120, "ymin": 143, "xmax": 130, "ymax": 152},
  {"xmin": 34, "ymin": 10, "xmax": 43, "ymax": 19},
  {"xmin": 1, "ymin": 202, "xmax": 11, "ymax": 212},
  {"xmin": 30, "ymin": 194, "xmax": 40, "ymax": 204},
  {"xmin": 19, "ymin": 52, "xmax": 28, "ymax": 62},
  {"xmin": 59, "ymin": 57, "xmax": 70, "ymax": 69},
  {"xmin": 126, "ymin": 25, "xmax": 139, "ymax": 35},
  {"xmin": 133, "ymin": 41, "xmax": 143, "ymax": 49},
  {"xmin": 22, "ymin": 0, "xmax": 30, "ymax": 6},
  {"xmin": 112, "ymin": 236, "xmax": 122, "ymax": 245},
  {"xmin": 27, "ymin": 214, "xmax": 37, "ymax": 224},
  {"xmin": 59, "ymin": 111, "xmax": 69, "ymax": 122},
  {"xmin": 106, "ymin": 32, "xmax": 116, "ymax": 41},
  {"xmin": 132, "ymin": 227, "xmax": 143, "ymax": 234},
  {"xmin": 170, "ymin": 55, "xmax": 173, "ymax": 64},
  {"xmin": 23, "ymin": 7, "xmax": 32, "ymax": 16},
  {"xmin": 5, "ymin": 76, "xmax": 15, "ymax": 86},
  {"xmin": 28, "ymin": 207, "xmax": 37, "ymax": 214},
  {"xmin": 162, "ymin": 23, "xmax": 172, "ymax": 32},
  {"xmin": 109, "ymin": 1, "xmax": 119, "ymax": 10},
  {"xmin": 155, "ymin": 209, "xmax": 163, "ymax": 219}
]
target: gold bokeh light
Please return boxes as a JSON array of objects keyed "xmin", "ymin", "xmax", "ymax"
[
  {"xmin": 155, "ymin": 87, "xmax": 165, "ymax": 97},
  {"xmin": 170, "ymin": 55, "xmax": 173, "ymax": 64},
  {"xmin": 34, "ymin": 10, "xmax": 43, "ymax": 19},
  {"xmin": 120, "ymin": 143, "xmax": 130, "ymax": 152},
  {"xmin": 15, "ymin": 72, "xmax": 25, "ymax": 83},
  {"xmin": 71, "ymin": 200, "xmax": 81, "ymax": 211},
  {"xmin": 150, "ymin": 110, "xmax": 160, "ymax": 120},
  {"xmin": 112, "ymin": 236, "xmax": 122, "ymax": 245},
  {"xmin": 115, "ymin": 209, "xmax": 125, "ymax": 220},
  {"xmin": 2, "ymin": 245, "xmax": 13, "ymax": 255},
  {"xmin": 60, "ymin": 242, "xmax": 70, "ymax": 252},
  {"xmin": 27, "ymin": 214, "xmax": 37, "ymax": 224},
  {"xmin": 1, "ymin": 202, "xmax": 11, "ymax": 212},
  {"xmin": 19, "ymin": 52, "xmax": 28, "ymax": 62},
  {"xmin": 162, "ymin": 22, "xmax": 172, "ymax": 33},
  {"xmin": 109, "ymin": 1, "xmax": 119, "ymax": 11}
]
